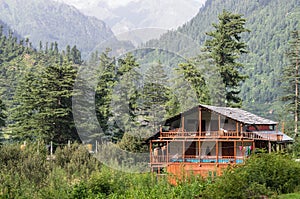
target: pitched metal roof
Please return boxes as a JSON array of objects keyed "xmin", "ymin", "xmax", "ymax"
[
  {"xmin": 199, "ymin": 104, "xmax": 278, "ymax": 125},
  {"xmin": 254, "ymin": 131, "xmax": 293, "ymax": 142}
]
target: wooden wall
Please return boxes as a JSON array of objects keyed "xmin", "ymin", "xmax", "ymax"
[{"xmin": 167, "ymin": 162, "xmax": 231, "ymax": 184}]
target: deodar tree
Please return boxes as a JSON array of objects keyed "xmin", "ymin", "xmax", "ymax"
[
  {"xmin": 281, "ymin": 30, "xmax": 300, "ymax": 139},
  {"xmin": 204, "ymin": 10, "xmax": 250, "ymax": 107}
]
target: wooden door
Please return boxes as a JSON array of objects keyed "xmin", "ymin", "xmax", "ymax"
[{"xmin": 222, "ymin": 142, "xmax": 234, "ymax": 156}]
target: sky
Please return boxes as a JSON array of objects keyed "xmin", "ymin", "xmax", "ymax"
[
  {"xmin": 58, "ymin": 0, "xmax": 205, "ymax": 9},
  {"xmin": 103, "ymin": 0, "xmax": 204, "ymax": 8}
]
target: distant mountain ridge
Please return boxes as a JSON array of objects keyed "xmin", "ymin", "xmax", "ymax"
[{"xmin": 0, "ymin": 0, "xmax": 116, "ymax": 57}]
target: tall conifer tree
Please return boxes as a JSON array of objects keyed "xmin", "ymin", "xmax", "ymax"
[
  {"xmin": 281, "ymin": 30, "xmax": 300, "ymax": 138},
  {"xmin": 204, "ymin": 10, "xmax": 250, "ymax": 107}
]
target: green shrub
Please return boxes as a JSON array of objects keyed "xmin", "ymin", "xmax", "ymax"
[{"xmin": 202, "ymin": 153, "xmax": 300, "ymax": 198}]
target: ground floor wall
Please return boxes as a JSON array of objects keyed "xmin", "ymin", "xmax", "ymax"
[{"xmin": 166, "ymin": 162, "xmax": 231, "ymax": 184}]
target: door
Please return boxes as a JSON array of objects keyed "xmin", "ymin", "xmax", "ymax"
[{"xmin": 222, "ymin": 142, "xmax": 234, "ymax": 156}]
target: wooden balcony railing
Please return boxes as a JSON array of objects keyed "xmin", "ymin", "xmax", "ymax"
[
  {"xmin": 159, "ymin": 130, "xmax": 281, "ymax": 141},
  {"xmin": 151, "ymin": 155, "xmax": 245, "ymax": 164}
]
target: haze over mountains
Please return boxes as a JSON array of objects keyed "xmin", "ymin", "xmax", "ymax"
[
  {"xmin": 56, "ymin": 0, "xmax": 206, "ymax": 34},
  {"xmin": 0, "ymin": 0, "xmax": 206, "ymax": 57}
]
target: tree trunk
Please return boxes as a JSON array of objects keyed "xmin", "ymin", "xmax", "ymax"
[{"xmin": 295, "ymin": 45, "xmax": 299, "ymax": 139}]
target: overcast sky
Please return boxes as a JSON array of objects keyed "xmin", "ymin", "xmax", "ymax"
[
  {"xmin": 58, "ymin": 0, "xmax": 206, "ymax": 9},
  {"xmin": 102, "ymin": 0, "xmax": 205, "ymax": 8}
]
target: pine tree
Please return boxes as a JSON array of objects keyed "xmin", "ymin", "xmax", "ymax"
[
  {"xmin": 110, "ymin": 53, "xmax": 141, "ymax": 141},
  {"xmin": 95, "ymin": 49, "xmax": 117, "ymax": 137},
  {"xmin": 10, "ymin": 47, "xmax": 80, "ymax": 143},
  {"xmin": 281, "ymin": 30, "xmax": 300, "ymax": 139},
  {"xmin": 204, "ymin": 10, "xmax": 250, "ymax": 107},
  {"xmin": 39, "ymin": 55, "xmax": 79, "ymax": 143},
  {"xmin": 177, "ymin": 60, "xmax": 210, "ymax": 104},
  {"xmin": 141, "ymin": 61, "xmax": 172, "ymax": 132}
]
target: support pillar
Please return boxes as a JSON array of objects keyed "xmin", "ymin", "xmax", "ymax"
[
  {"xmin": 150, "ymin": 140, "xmax": 153, "ymax": 163},
  {"xmin": 218, "ymin": 115, "xmax": 221, "ymax": 131},
  {"xmin": 198, "ymin": 107, "xmax": 202, "ymax": 136},
  {"xmin": 198, "ymin": 140, "xmax": 201, "ymax": 161},
  {"xmin": 234, "ymin": 141, "xmax": 236, "ymax": 163},
  {"xmin": 166, "ymin": 141, "xmax": 169, "ymax": 164},
  {"xmin": 182, "ymin": 141, "xmax": 185, "ymax": 160},
  {"xmin": 216, "ymin": 140, "xmax": 219, "ymax": 164},
  {"xmin": 181, "ymin": 113, "xmax": 185, "ymax": 133}
]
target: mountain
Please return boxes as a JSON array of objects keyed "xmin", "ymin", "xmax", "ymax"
[
  {"xmin": 0, "ymin": 0, "xmax": 116, "ymax": 57},
  {"xmin": 55, "ymin": 0, "xmax": 206, "ymax": 35},
  {"xmin": 145, "ymin": 0, "xmax": 300, "ymax": 120}
]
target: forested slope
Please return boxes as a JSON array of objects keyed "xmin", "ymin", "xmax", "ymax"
[
  {"xmin": 0, "ymin": 0, "xmax": 116, "ymax": 58},
  {"xmin": 146, "ymin": 0, "xmax": 300, "ymax": 120}
]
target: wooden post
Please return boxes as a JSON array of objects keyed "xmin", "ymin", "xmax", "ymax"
[
  {"xmin": 234, "ymin": 141, "xmax": 236, "ymax": 163},
  {"xmin": 198, "ymin": 140, "xmax": 201, "ymax": 161},
  {"xmin": 218, "ymin": 115, "xmax": 221, "ymax": 131},
  {"xmin": 95, "ymin": 140, "xmax": 98, "ymax": 154},
  {"xmin": 166, "ymin": 141, "xmax": 169, "ymax": 164},
  {"xmin": 182, "ymin": 141, "xmax": 185, "ymax": 160},
  {"xmin": 150, "ymin": 140, "xmax": 153, "ymax": 163},
  {"xmin": 241, "ymin": 139, "xmax": 244, "ymax": 159},
  {"xmin": 268, "ymin": 141, "xmax": 271, "ymax": 153},
  {"xmin": 198, "ymin": 107, "xmax": 202, "ymax": 136},
  {"xmin": 50, "ymin": 141, "xmax": 53, "ymax": 157},
  {"xmin": 160, "ymin": 125, "xmax": 162, "ymax": 138},
  {"xmin": 216, "ymin": 141, "xmax": 219, "ymax": 164},
  {"xmin": 282, "ymin": 122, "xmax": 285, "ymax": 134},
  {"xmin": 240, "ymin": 124, "xmax": 243, "ymax": 138},
  {"xmin": 236, "ymin": 122, "xmax": 239, "ymax": 136},
  {"xmin": 181, "ymin": 113, "xmax": 185, "ymax": 133}
]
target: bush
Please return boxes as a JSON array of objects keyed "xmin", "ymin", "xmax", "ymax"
[{"xmin": 202, "ymin": 153, "xmax": 300, "ymax": 198}]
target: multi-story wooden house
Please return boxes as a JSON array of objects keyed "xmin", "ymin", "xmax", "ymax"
[{"xmin": 148, "ymin": 104, "xmax": 293, "ymax": 178}]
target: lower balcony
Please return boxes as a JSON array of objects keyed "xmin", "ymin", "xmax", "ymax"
[{"xmin": 150, "ymin": 155, "xmax": 245, "ymax": 165}]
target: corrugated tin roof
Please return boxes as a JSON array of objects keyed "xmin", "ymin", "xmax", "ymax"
[{"xmin": 200, "ymin": 104, "xmax": 277, "ymax": 125}]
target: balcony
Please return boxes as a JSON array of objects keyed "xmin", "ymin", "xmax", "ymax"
[
  {"xmin": 159, "ymin": 129, "xmax": 282, "ymax": 141},
  {"xmin": 150, "ymin": 155, "xmax": 245, "ymax": 165}
]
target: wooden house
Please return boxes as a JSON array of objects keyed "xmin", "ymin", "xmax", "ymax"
[{"xmin": 148, "ymin": 104, "xmax": 293, "ymax": 179}]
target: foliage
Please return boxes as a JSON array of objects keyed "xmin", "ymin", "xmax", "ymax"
[
  {"xmin": 1, "ymin": 143, "xmax": 300, "ymax": 199},
  {"xmin": 8, "ymin": 45, "xmax": 81, "ymax": 143},
  {"xmin": 141, "ymin": 61, "xmax": 173, "ymax": 130},
  {"xmin": 202, "ymin": 153, "xmax": 300, "ymax": 198},
  {"xmin": 146, "ymin": 0, "xmax": 299, "ymax": 119},
  {"xmin": 95, "ymin": 48, "xmax": 117, "ymax": 138},
  {"xmin": 177, "ymin": 60, "xmax": 210, "ymax": 105},
  {"xmin": 110, "ymin": 53, "xmax": 142, "ymax": 140},
  {"xmin": 280, "ymin": 30, "xmax": 300, "ymax": 139},
  {"xmin": 0, "ymin": 98, "xmax": 5, "ymax": 128},
  {"xmin": 204, "ymin": 9, "xmax": 250, "ymax": 107}
]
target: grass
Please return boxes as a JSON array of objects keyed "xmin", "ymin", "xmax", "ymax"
[{"xmin": 279, "ymin": 193, "xmax": 300, "ymax": 199}]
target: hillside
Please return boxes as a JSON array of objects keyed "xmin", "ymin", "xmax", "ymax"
[
  {"xmin": 0, "ymin": 0, "xmax": 117, "ymax": 57},
  {"xmin": 145, "ymin": 0, "xmax": 300, "ymax": 120}
]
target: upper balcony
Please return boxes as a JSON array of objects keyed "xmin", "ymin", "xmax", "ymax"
[{"xmin": 159, "ymin": 128, "xmax": 284, "ymax": 141}]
